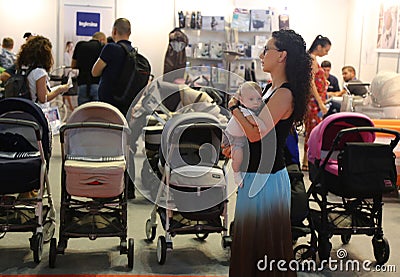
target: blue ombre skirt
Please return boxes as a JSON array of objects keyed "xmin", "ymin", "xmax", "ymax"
[{"xmin": 229, "ymin": 168, "xmax": 296, "ymax": 277}]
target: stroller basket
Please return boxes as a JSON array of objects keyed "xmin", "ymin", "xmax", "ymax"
[
  {"xmin": 337, "ymin": 142, "xmax": 396, "ymax": 197},
  {"xmin": 321, "ymin": 126, "xmax": 400, "ymax": 198}
]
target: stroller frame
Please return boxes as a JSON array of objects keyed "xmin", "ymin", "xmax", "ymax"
[
  {"xmin": 0, "ymin": 107, "xmax": 56, "ymax": 264},
  {"xmin": 143, "ymin": 112, "xmax": 230, "ymax": 265},
  {"xmin": 49, "ymin": 105, "xmax": 134, "ymax": 269},
  {"xmin": 296, "ymin": 125, "xmax": 400, "ymax": 265}
]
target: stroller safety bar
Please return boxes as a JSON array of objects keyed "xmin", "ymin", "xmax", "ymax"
[
  {"xmin": 59, "ymin": 122, "xmax": 130, "ymax": 143},
  {"xmin": 0, "ymin": 118, "xmax": 41, "ymax": 139}
]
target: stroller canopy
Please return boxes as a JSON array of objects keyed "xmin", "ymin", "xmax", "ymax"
[
  {"xmin": 308, "ymin": 112, "xmax": 375, "ymax": 163},
  {"xmin": 64, "ymin": 101, "xmax": 129, "ymax": 159},
  {"xmin": 0, "ymin": 97, "xmax": 51, "ymax": 161}
]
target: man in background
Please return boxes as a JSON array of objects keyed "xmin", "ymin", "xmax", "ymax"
[
  {"xmin": 0, "ymin": 37, "xmax": 16, "ymax": 69},
  {"xmin": 321, "ymin": 60, "xmax": 339, "ymax": 92},
  {"xmin": 92, "ymin": 18, "xmax": 136, "ymax": 199},
  {"xmin": 71, "ymin": 31, "xmax": 106, "ymax": 105},
  {"xmin": 327, "ymin": 65, "xmax": 368, "ymax": 97}
]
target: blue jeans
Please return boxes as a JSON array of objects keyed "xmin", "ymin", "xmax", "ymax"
[{"xmin": 78, "ymin": 84, "xmax": 99, "ymax": 105}]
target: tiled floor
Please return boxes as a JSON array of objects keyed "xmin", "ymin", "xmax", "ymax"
[{"xmin": 0, "ymin": 134, "xmax": 399, "ymax": 276}]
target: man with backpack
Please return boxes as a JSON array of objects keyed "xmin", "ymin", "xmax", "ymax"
[{"xmin": 92, "ymin": 18, "xmax": 151, "ymax": 199}]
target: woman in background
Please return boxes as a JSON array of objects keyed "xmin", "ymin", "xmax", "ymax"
[
  {"xmin": 64, "ymin": 41, "xmax": 73, "ymax": 66},
  {"xmin": 302, "ymin": 35, "xmax": 331, "ymax": 171},
  {"xmin": 16, "ymin": 35, "xmax": 69, "ymax": 103}
]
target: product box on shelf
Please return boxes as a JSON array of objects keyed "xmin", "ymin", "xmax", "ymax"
[
  {"xmin": 202, "ymin": 16, "xmax": 225, "ymax": 31},
  {"xmin": 250, "ymin": 10, "xmax": 272, "ymax": 32},
  {"xmin": 193, "ymin": 42, "xmax": 210, "ymax": 58},
  {"xmin": 231, "ymin": 8, "xmax": 250, "ymax": 32},
  {"xmin": 209, "ymin": 41, "xmax": 224, "ymax": 59}
]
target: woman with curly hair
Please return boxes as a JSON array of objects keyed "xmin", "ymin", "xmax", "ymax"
[
  {"xmin": 16, "ymin": 35, "xmax": 69, "ymax": 103},
  {"xmin": 302, "ymin": 35, "xmax": 331, "ymax": 171},
  {"xmin": 224, "ymin": 29, "xmax": 312, "ymax": 276}
]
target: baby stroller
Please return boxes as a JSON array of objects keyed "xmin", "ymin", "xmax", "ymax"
[
  {"xmin": 294, "ymin": 112, "xmax": 400, "ymax": 264},
  {"xmin": 144, "ymin": 112, "xmax": 229, "ymax": 265},
  {"xmin": 132, "ymin": 79, "xmax": 227, "ymax": 199},
  {"xmin": 49, "ymin": 102, "xmax": 134, "ymax": 269},
  {"xmin": 0, "ymin": 97, "xmax": 56, "ymax": 263}
]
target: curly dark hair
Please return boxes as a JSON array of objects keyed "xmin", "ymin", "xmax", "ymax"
[
  {"xmin": 272, "ymin": 29, "xmax": 312, "ymax": 127},
  {"xmin": 16, "ymin": 36, "xmax": 53, "ymax": 72}
]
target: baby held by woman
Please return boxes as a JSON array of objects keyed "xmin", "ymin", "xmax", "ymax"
[{"xmin": 223, "ymin": 81, "xmax": 266, "ymax": 186}]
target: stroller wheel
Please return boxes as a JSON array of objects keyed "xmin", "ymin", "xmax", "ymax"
[
  {"xmin": 32, "ymin": 233, "xmax": 43, "ymax": 264},
  {"xmin": 293, "ymin": 244, "xmax": 316, "ymax": 263},
  {"xmin": 49, "ymin": 238, "xmax": 57, "ymax": 268},
  {"xmin": 341, "ymin": 234, "xmax": 351, "ymax": 245},
  {"xmin": 372, "ymin": 237, "xmax": 390, "ymax": 265},
  {"xmin": 157, "ymin": 236, "xmax": 167, "ymax": 265},
  {"xmin": 145, "ymin": 219, "xmax": 157, "ymax": 242},
  {"xmin": 196, "ymin": 233, "xmax": 209, "ymax": 241},
  {"xmin": 43, "ymin": 220, "xmax": 56, "ymax": 243},
  {"xmin": 127, "ymin": 238, "xmax": 134, "ymax": 269}
]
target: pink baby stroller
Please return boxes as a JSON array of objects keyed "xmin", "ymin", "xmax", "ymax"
[
  {"xmin": 294, "ymin": 112, "xmax": 400, "ymax": 265},
  {"xmin": 49, "ymin": 102, "xmax": 134, "ymax": 269}
]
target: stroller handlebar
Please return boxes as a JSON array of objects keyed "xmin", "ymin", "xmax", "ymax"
[
  {"xmin": 334, "ymin": 126, "xmax": 400, "ymax": 150},
  {"xmin": 0, "ymin": 118, "xmax": 41, "ymax": 139}
]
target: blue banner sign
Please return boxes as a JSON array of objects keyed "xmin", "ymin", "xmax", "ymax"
[{"xmin": 76, "ymin": 12, "xmax": 100, "ymax": 36}]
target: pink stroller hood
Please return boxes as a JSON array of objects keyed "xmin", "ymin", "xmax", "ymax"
[
  {"xmin": 64, "ymin": 101, "xmax": 129, "ymax": 159},
  {"xmin": 67, "ymin": 101, "xmax": 127, "ymax": 125},
  {"xmin": 308, "ymin": 112, "xmax": 375, "ymax": 165}
]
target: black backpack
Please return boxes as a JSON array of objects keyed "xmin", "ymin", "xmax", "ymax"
[
  {"xmin": 4, "ymin": 67, "xmax": 34, "ymax": 100},
  {"xmin": 113, "ymin": 42, "xmax": 151, "ymax": 115}
]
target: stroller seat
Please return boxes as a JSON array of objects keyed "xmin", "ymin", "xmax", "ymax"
[{"xmin": 64, "ymin": 158, "xmax": 126, "ymax": 198}]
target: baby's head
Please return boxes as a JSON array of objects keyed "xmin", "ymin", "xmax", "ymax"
[{"xmin": 237, "ymin": 81, "xmax": 263, "ymax": 110}]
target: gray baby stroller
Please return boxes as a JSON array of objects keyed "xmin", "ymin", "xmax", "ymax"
[
  {"xmin": 0, "ymin": 97, "xmax": 56, "ymax": 263},
  {"xmin": 144, "ymin": 112, "xmax": 230, "ymax": 265},
  {"xmin": 49, "ymin": 101, "xmax": 133, "ymax": 269}
]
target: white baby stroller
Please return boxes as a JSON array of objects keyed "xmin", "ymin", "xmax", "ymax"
[
  {"xmin": 0, "ymin": 97, "xmax": 56, "ymax": 263},
  {"xmin": 144, "ymin": 112, "xmax": 230, "ymax": 265},
  {"xmin": 49, "ymin": 102, "xmax": 134, "ymax": 269}
]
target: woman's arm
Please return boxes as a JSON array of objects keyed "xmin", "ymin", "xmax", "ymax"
[
  {"xmin": 36, "ymin": 76, "xmax": 69, "ymax": 103},
  {"xmin": 310, "ymin": 56, "xmax": 328, "ymax": 114},
  {"xmin": 230, "ymin": 88, "xmax": 293, "ymax": 142}
]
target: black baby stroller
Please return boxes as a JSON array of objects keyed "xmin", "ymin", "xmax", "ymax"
[
  {"xmin": 295, "ymin": 112, "xmax": 400, "ymax": 265},
  {"xmin": 49, "ymin": 101, "xmax": 134, "ymax": 269},
  {"xmin": 144, "ymin": 112, "xmax": 230, "ymax": 265},
  {"xmin": 0, "ymin": 97, "xmax": 56, "ymax": 263}
]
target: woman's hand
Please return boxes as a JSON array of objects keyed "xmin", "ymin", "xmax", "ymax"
[
  {"xmin": 59, "ymin": 84, "xmax": 70, "ymax": 95},
  {"xmin": 228, "ymin": 96, "xmax": 239, "ymax": 110},
  {"xmin": 221, "ymin": 143, "xmax": 232, "ymax": 158}
]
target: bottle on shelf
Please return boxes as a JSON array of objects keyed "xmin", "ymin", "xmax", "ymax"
[
  {"xmin": 178, "ymin": 11, "xmax": 185, "ymax": 28},
  {"xmin": 190, "ymin": 12, "xmax": 196, "ymax": 29},
  {"xmin": 196, "ymin": 11, "xmax": 202, "ymax": 29}
]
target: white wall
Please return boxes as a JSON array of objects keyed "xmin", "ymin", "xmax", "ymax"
[
  {"xmin": 0, "ymin": 0, "xmax": 58, "ymax": 60},
  {"xmin": 0, "ymin": 0, "xmax": 397, "ymax": 83}
]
